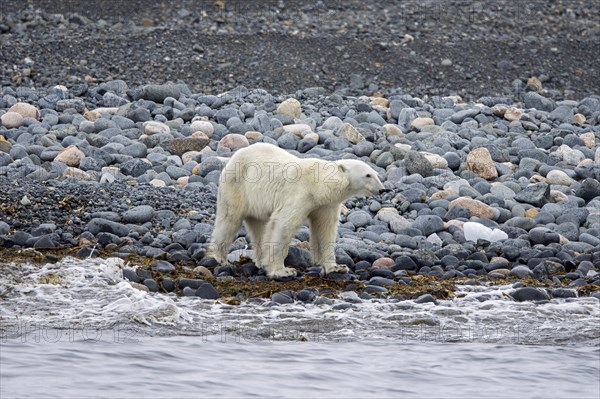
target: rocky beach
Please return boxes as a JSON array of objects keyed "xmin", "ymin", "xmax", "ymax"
[{"xmin": 1, "ymin": 0, "xmax": 599, "ymax": 304}]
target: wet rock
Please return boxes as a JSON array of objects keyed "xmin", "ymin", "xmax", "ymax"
[
  {"xmin": 414, "ymin": 294, "xmax": 438, "ymax": 305},
  {"xmin": 511, "ymin": 287, "xmax": 550, "ymax": 302},
  {"xmin": 272, "ymin": 291, "xmax": 294, "ymax": 304},
  {"xmin": 195, "ymin": 283, "xmax": 220, "ymax": 299}
]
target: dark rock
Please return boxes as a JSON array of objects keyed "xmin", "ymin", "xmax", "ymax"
[
  {"xmin": 152, "ymin": 260, "xmax": 175, "ymax": 273},
  {"xmin": 514, "ymin": 183, "xmax": 550, "ymax": 207},
  {"xmin": 297, "ymin": 288, "xmax": 318, "ymax": 302},
  {"xmin": 87, "ymin": 218, "xmax": 130, "ymax": 237},
  {"xmin": 524, "ymin": 92, "xmax": 555, "ymax": 112},
  {"xmin": 143, "ymin": 278, "xmax": 159, "ymax": 292},
  {"xmin": 272, "ymin": 291, "xmax": 294, "ymax": 304},
  {"xmin": 511, "ymin": 287, "xmax": 550, "ymax": 302},
  {"xmin": 195, "ymin": 283, "xmax": 220, "ymax": 299},
  {"xmin": 414, "ymin": 294, "xmax": 438, "ymax": 304},
  {"xmin": 162, "ymin": 277, "xmax": 175, "ymax": 292},
  {"xmin": 392, "ymin": 256, "xmax": 418, "ymax": 271},
  {"xmin": 551, "ymin": 288, "xmax": 577, "ymax": 298},
  {"xmin": 178, "ymin": 278, "xmax": 206, "ymax": 290},
  {"xmin": 138, "ymin": 84, "xmax": 181, "ymax": 103},
  {"xmin": 405, "ymin": 151, "xmax": 434, "ymax": 177},
  {"xmin": 412, "ymin": 215, "xmax": 444, "ymax": 236},
  {"xmin": 575, "ymin": 178, "xmax": 600, "ymax": 202},
  {"xmin": 122, "ymin": 268, "xmax": 139, "ymax": 283},
  {"xmin": 122, "ymin": 205, "xmax": 154, "ymax": 224}
]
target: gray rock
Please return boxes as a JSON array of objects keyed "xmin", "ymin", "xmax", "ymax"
[
  {"xmin": 120, "ymin": 158, "xmax": 152, "ymax": 177},
  {"xmin": 414, "ymin": 294, "xmax": 438, "ymax": 305},
  {"xmin": 551, "ymin": 288, "xmax": 578, "ymax": 298},
  {"xmin": 450, "ymin": 108, "xmax": 479, "ymax": 124},
  {"xmin": 548, "ymin": 105, "xmax": 574, "ymax": 123},
  {"xmin": 55, "ymin": 98, "xmax": 85, "ymax": 113},
  {"xmin": 277, "ymin": 132, "xmax": 299, "ymax": 150},
  {"xmin": 87, "ymin": 218, "xmax": 130, "ymax": 237},
  {"xmin": 178, "ymin": 278, "xmax": 206, "ymax": 290},
  {"xmin": 0, "ymin": 221, "xmax": 10, "ymax": 235},
  {"xmin": 511, "ymin": 287, "xmax": 550, "ymax": 301},
  {"xmin": 412, "ymin": 215, "xmax": 444, "ymax": 236},
  {"xmin": 514, "ymin": 183, "xmax": 550, "ymax": 207},
  {"xmin": 510, "ymin": 265, "xmax": 533, "ymax": 279},
  {"xmin": 195, "ymin": 283, "xmax": 220, "ymax": 299},
  {"xmin": 272, "ymin": 291, "xmax": 294, "ymax": 304},
  {"xmin": 166, "ymin": 165, "xmax": 190, "ymax": 180},
  {"xmin": 529, "ymin": 227, "xmax": 560, "ymax": 245},
  {"xmin": 397, "ymin": 107, "xmax": 417, "ymax": 130},
  {"xmin": 123, "ymin": 205, "xmax": 154, "ymax": 224},
  {"xmin": 152, "ymin": 261, "xmax": 175, "ymax": 273},
  {"xmin": 138, "ymin": 84, "xmax": 181, "ymax": 103},
  {"xmin": 121, "ymin": 142, "xmax": 147, "ymax": 158},
  {"xmin": 347, "ymin": 210, "xmax": 372, "ymax": 228},
  {"xmin": 405, "ymin": 151, "xmax": 434, "ymax": 177},
  {"xmin": 575, "ymin": 178, "xmax": 600, "ymax": 202},
  {"xmin": 143, "ymin": 279, "xmax": 160, "ymax": 292},
  {"xmin": 524, "ymin": 92, "xmax": 556, "ymax": 112}
]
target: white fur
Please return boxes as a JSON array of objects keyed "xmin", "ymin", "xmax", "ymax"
[{"xmin": 207, "ymin": 143, "xmax": 383, "ymax": 278}]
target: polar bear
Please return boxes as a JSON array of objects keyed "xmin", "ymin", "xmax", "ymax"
[{"xmin": 207, "ymin": 143, "xmax": 384, "ymax": 279}]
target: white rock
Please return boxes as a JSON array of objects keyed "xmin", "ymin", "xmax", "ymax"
[
  {"xmin": 443, "ymin": 178, "xmax": 470, "ymax": 193},
  {"xmin": 463, "ymin": 222, "xmax": 508, "ymax": 243},
  {"xmin": 556, "ymin": 144, "xmax": 585, "ymax": 166},
  {"xmin": 426, "ymin": 233, "xmax": 443, "ymax": 246},
  {"xmin": 422, "ymin": 152, "xmax": 448, "ymax": 169},
  {"xmin": 388, "ymin": 215, "xmax": 411, "ymax": 233},
  {"xmin": 143, "ymin": 121, "xmax": 170, "ymax": 135},
  {"xmin": 63, "ymin": 167, "xmax": 94, "ymax": 181},
  {"xmin": 504, "ymin": 107, "xmax": 522, "ymax": 121},
  {"xmin": 190, "ymin": 120, "xmax": 214, "ymax": 137},
  {"xmin": 281, "ymin": 123, "xmax": 312, "ymax": 136},
  {"xmin": 337, "ymin": 123, "xmax": 365, "ymax": 144},
  {"xmin": 8, "ymin": 102, "xmax": 40, "ymax": 119},
  {"xmin": 1, "ymin": 111, "xmax": 24, "ymax": 128},
  {"xmin": 546, "ymin": 169, "xmax": 573, "ymax": 186},
  {"xmin": 100, "ymin": 173, "xmax": 115, "ymax": 184},
  {"xmin": 579, "ymin": 132, "xmax": 595, "ymax": 148},
  {"xmin": 227, "ymin": 248, "xmax": 254, "ymax": 263},
  {"xmin": 596, "ymin": 147, "xmax": 600, "ymax": 164},
  {"xmin": 150, "ymin": 179, "xmax": 166, "ymax": 187},
  {"xmin": 276, "ymin": 98, "xmax": 302, "ymax": 119}
]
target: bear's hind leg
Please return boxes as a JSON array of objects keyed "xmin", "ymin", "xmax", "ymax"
[
  {"xmin": 244, "ymin": 217, "xmax": 265, "ymax": 269},
  {"xmin": 309, "ymin": 205, "xmax": 348, "ymax": 275}
]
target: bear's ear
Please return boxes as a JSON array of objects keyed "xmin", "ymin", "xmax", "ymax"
[{"xmin": 338, "ymin": 164, "xmax": 347, "ymax": 173}]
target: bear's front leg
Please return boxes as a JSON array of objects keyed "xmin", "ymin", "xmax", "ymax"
[{"xmin": 261, "ymin": 211, "xmax": 303, "ymax": 279}]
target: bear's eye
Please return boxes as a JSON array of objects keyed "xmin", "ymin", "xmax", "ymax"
[{"xmin": 366, "ymin": 174, "xmax": 372, "ymax": 178}]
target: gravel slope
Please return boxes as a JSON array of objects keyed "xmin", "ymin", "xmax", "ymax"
[{"xmin": 1, "ymin": 0, "xmax": 599, "ymax": 99}]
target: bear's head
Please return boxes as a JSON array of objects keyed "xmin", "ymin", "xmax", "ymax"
[{"xmin": 338, "ymin": 160, "xmax": 384, "ymax": 197}]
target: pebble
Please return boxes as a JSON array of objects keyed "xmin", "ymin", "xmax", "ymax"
[
  {"xmin": 337, "ymin": 123, "xmax": 365, "ymax": 144},
  {"xmin": 54, "ymin": 145, "xmax": 85, "ymax": 167},
  {"xmin": 8, "ymin": 102, "xmax": 40, "ymax": 119},
  {"xmin": 1, "ymin": 111, "xmax": 24, "ymax": 128},
  {"xmin": 122, "ymin": 205, "xmax": 154, "ymax": 224},
  {"xmin": 448, "ymin": 198, "xmax": 494, "ymax": 219},
  {"xmin": 218, "ymin": 134, "xmax": 249, "ymax": 149},
  {"xmin": 276, "ymin": 98, "xmax": 302, "ymax": 119},
  {"xmin": 467, "ymin": 147, "xmax": 498, "ymax": 180}
]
